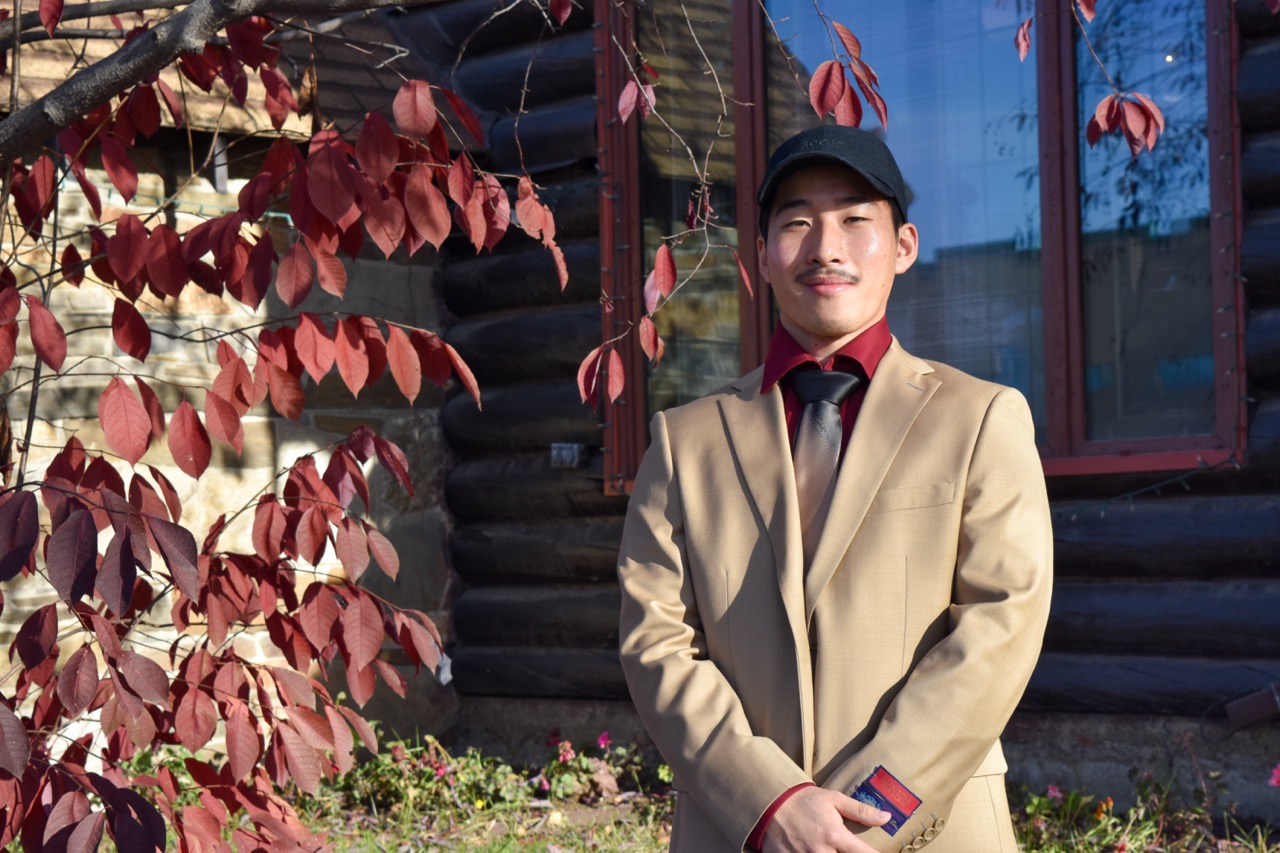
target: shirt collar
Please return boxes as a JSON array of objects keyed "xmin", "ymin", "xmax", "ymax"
[{"xmin": 760, "ymin": 316, "xmax": 892, "ymax": 394}]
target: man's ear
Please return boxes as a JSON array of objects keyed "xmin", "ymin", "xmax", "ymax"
[
  {"xmin": 756, "ymin": 234, "xmax": 771, "ymax": 285},
  {"xmin": 894, "ymin": 223, "xmax": 919, "ymax": 275}
]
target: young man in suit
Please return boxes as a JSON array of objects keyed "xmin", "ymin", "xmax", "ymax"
[{"xmin": 617, "ymin": 125, "xmax": 1053, "ymax": 853}]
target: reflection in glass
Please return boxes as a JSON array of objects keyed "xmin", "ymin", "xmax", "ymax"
[
  {"xmin": 1077, "ymin": 1, "xmax": 1214, "ymax": 440},
  {"xmin": 764, "ymin": 1, "xmax": 1046, "ymax": 434},
  {"xmin": 638, "ymin": 0, "xmax": 742, "ymax": 413}
]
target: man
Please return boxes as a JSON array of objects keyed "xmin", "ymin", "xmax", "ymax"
[{"xmin": 617, "ymin": 125, "xmax": 1053, "ymax": 853}]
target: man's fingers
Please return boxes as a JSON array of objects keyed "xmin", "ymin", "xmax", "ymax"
[{"xmin": 835, "ymin": 795, "xmax": 891, "ymax": 827}]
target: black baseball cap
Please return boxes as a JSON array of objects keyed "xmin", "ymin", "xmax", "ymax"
[{"xmin": 757, "ymin": 125, "xmax": 908, "ymax": 233}]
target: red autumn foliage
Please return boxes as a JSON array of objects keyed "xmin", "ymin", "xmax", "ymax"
[{"xmin": 0, "ymin": 7, "xmax": 574, "ymax": 850}]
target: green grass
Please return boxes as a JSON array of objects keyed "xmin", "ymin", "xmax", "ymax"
[{"xmin": 298, "ymin": 734, "xmax": 1279, "ymax": 852}]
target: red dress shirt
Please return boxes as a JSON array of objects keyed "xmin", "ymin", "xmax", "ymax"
[{"xmin": 746, "ymin": 316, "xmax": 892, "ymax": 851}]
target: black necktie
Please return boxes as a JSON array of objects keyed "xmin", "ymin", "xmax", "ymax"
[{"xmin": 791, "ymin": 369, "xmax": 862, "ymax": 565}]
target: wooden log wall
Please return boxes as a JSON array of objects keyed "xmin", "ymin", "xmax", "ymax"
[
  {"xmin": 411, "ymin": 0, "xmax": 1280, "ymax": 716},
  {"xmin": 407, "ymin": 0, "xmax": 631, "ymax": 699}
]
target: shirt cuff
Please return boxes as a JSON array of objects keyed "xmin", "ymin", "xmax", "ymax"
[{"xmin": 747, "ymin": 782, "xmax": 816, "ymax": 851}]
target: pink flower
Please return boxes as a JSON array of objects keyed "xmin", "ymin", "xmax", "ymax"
[
  {"xmin": 1046, "ymin": 784, "xmax": 1063, "ymax": 803},
  {"xmin": 1270, "ymin": 763, "xmax": 1280, "ymax": 787},
  {"xmin": 558, "ymin": 740, "xmax": 576, "ymax": 763},
  {"xmin": 597, "ymin": 731, "xmax": 611, "ymax": 750},
  {"xmin": 540, "ymin": 776, "xmax": 550, "ymax": 791}
]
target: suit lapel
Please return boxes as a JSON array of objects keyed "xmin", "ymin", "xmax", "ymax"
[
  {"xmin": 717, "ymin": 368, "xmax": 816, "ymax": 769},
  {"xmin": 804, "ymin": 339, "xmax": 940, "ymax": 619}
]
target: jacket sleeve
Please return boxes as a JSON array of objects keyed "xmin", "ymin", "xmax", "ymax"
[
  {"xmin": 618, "ymin": 411, "xmax": 812, "ymax": 850},
  {"xmin": 823, "ymin": 387, "xmax": 1054, "ymax": 851}
]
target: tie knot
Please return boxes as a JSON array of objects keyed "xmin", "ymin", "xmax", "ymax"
[{"xmin": 790, "ymin": 368, "xmax": 862, "ymax": 406}]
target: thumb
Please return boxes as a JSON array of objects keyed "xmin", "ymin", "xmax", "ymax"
[{"xmin": 835, "ymin": 795, "xmax": 891, "ymax": 827}]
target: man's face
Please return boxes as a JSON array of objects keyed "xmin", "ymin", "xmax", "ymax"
[{"xmin": 757, "ymin": 163, "xmax": 918, "ymax": 356}]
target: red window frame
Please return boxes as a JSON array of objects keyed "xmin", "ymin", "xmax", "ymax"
[{"xmin": 596, "ymin": 0, "xmax": 1246, "ymax": 495}]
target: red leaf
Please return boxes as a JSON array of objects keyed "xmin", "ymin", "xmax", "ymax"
[
  {"xmin": 334, "ymin": 317, "xmax": 370, "ymax": 396},
  {"xmin": 403, "ymin": 163, "xmax": 450, "ymax": 251},
  {"xmin": 15, "ymin": 603, "xmax": 58, "ymax": 669},
  {"xmin": 25, "ymin": 295, "xmax": 68, "ymax": 371},
  {"xmin": 832, "ymin": 19, "xmax": 862, "ymax": 62},
  {"xmin": 444, "ymin": 341, "xmax": 481, "ymax": 408},
  {"xmin": 39, "ymin": 0, "xmax": 63, "ymax": 36},
  {"xmin": 61, "ymin": 243, "xmax": 85, "ymax": 286},
  {"xmin": 0, "ymin": 285, "xmax": 19, "ymax": 324},
  {"xmin": 1015, "ymin": 17, "xmax": 1034, "ymax": 62},
  {"xmin": 731, "ymin": 249, "xmax": 754, "ymax": 299},
  {"xmin": 147, "ymin": 463, "xmax": 183, "ymax": 523},
  {"xmin": 46, "ymin": 509, "xmax": 96, "ymax": 602},
  {"xmin": 295, "ymin": 506, "xmax": 328, "ymax": 566},
  {"xmin": 345, "ymin": 662, "xmax": 376, "ymax": 707},
  {"xmin": 363, "ymin": 187, "xmax": 407, "ymax": 259},
  {"xmin": 356, "ymin": 111, "xmax": 399, "ymax": 184},
  {"xmin": 268, "ymin": 364, "xmax": 304, "ymax": 421},
  {"xmin": 111, "ymin": 299, "xmax": 151, "ymax": 361},
  {"xmin": 119, "ymin": 649, "xmax": 170, "ymax": 708},
  {"xmin": 155, "ymin": 78, "xmax": 184, "ymax": 128},
  {"xmin": 295, "ymin": 313, "xmax": 334, "ymax": 382},
  {"xmin": 477, "ymin": 174, "xmax": 510, "ymax": 251},
  {"xmin": 225, "ymin": 703, "xmax": 261, "ymax": 781},
  {"xmin": 277, "ymin": 724, "xmax": 322, "ymax": 795},
  {"xmin": 108, "ymin": 213, "xmax": 149, "ymax": 285},
  {"xmin": 385, "ymin": 325, "xmax": 421, "ymax": 403},
  {"xmin": 148, "ymin": 515, "xmax": 199, "ymax": 601},
  {"xmin": 343, "ymin": 591, "xmax": 383, "ymax": 671},
  {"xmin": 1075, "ymin": 0, "xmax": 1096, "ymax": 23},
  {"xmin": 809, "ymin": 60, "xmax": 848, "ymax": 120},
  {"xmin": 639, "ymin": 315, "xmax": 665, "ymax": 366},
  {"xmin": 300, "ymin": 583, "xmax": 339, "ymax": 649},
  {"xmin": 393, "ymin": 80, "xmax": 437, "ymax": 139},
  {"xmin": 135, "ymin": 376, "xmax": 165, "ymax": 441},
  {"xmin": 98, "ymin": 377, "xmax": 152, "ymax": 465},
  {"xmin": 365, "ymin": 526, "xmax": 399, "ymax": 581},
  {"xmin": 326, "ymin": 704, "xmax": 355, "ymax": 773},
  {"xmin": 618, "ymin": 80, "xmax": 640, "ymax": 124},
  {"xmin": 307, "ymin": 144, "xmax": 357, "ymax": 229},
  {"xmin": 578, "ymin": 344, "xmax": 605, "ymax": 408},
  {"xmin": 0, "ymin": 489, "xmax": 40, "ymax": 582},
  {"xmin": 275, "ymin": 241, "xmax": 314, "ymax": 308},
  {"xmin": 0, "ymin": 321, "xmax": 16, "ymax": 376},
  {"xmin": 312, "ymin": 245, "xmax": 347, "ymax": 298},
  {"xmin": 643, "ymin": 243, "xmax": 677, "ymax": 314},
  {"xmin": 549, "ymin": 0, "xmax": 571, "ymax": 25},
  {"xmin": 57, "ymin": 644, "xmax": 99, "ymax": 716},
  {"xmin": 260, "ymin": 66, "xmax": 298, "ymax": 129},
  {"xmin": 128, "ymin": 85, "xmax": 162, "ymax": 138},
  {"xmin": 442, "ymin": 88, "xmax": 484, "ymax": 145},
  {"xmin": 98, "ymin": 527, "xmax": 137, "ymax": 615},
  {"xmin": 335, "ymin": 517, "xmax": 369, "ymax": 581},
  {"xmin": 833, "ymin": 83, "xmax": 864, "ymax": 128},
  {"xmin": 0, "ymin": 703, "xmax": 30, "ymax": 776},
  {"xmin": 175, "ymin": 686, "xmax": 216, "ymax": 753},
  {"xmin": 205, "ymin": 391, "xmax": 245, "ymax": 453},
  {"xmin": 515, "ymin": 176, "xmax": 555, "ymax": 243},
  {"xmin": 99, "ymin": 133, "xmax": 138, "ymax": 201},
  {"xmin": 167, "ymin": 401, "xmax": 211, "ymax": 479},
  {"xmin": 374, "ymin": 436, "xmax": 413, "ymax": 498}
]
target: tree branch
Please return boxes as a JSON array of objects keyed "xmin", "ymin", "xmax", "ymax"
[
  {"xmin": 0, "ymin": 0, "xmax": 188, "ymax": 44},
  {"xmin": 0, "ymin": 0, "xmax": 451, "ymax": 164}
]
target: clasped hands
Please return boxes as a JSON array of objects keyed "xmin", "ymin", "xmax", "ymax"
[{"xmin": 762, "ymin": 786, "xmax": 891, "ymax": 853}]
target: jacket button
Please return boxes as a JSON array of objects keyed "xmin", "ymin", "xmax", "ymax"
[
  {"xmin": 923, "ymin": 827, "xmax": 937, "ymax": 840},
  {"xmin": 912, "ymin": 839, "xmax": 927, "ymax": 850},
  {"xmin": 934, "ymin": 817, "xmax": 947, "ymax": 831}
]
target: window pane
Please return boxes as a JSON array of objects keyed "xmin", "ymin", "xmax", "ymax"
[
  {"xmin": 1077, "ymin": 1, "xmax": 1214, "ymax": 440},
  {"xmin": 764, "ymin": 1, "xmax": 1046, "ymax": 433},
  {"xmin": 638, "ymin": 0, "xmax": 741, "ymax": 413}
]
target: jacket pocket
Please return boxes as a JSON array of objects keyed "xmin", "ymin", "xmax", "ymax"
[{"xmin": 867, "ymin": 481, "xmax": 957, "ymax": 515}]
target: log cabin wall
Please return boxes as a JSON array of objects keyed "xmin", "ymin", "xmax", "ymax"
[{"xmin": 383, "ymin": 0, "xmax": 1280, "ymax": 813}]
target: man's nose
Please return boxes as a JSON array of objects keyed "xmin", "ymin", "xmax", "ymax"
[{"xmin": 808, "ymin": 219, "xmax": 845, "ymax": 264}]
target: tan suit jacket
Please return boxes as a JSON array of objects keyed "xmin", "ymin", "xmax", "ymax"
[{"xmin": 618, "ymin": 338, "xmax": 1053, "ymax": 852}]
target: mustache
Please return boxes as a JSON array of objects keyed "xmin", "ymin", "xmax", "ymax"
[{"xmin": 796, "ymin": 268, "xmax": 860, "ymax": 285}]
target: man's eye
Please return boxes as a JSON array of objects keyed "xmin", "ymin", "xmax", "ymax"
[{"xmin": 782, "ymin": 219, "xmax": 808, "ymax": 229}]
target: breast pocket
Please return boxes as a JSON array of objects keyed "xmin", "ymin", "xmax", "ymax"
[{"xmin": 866, "ymin": 481, "xmax": 956, "ymax": 515}]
